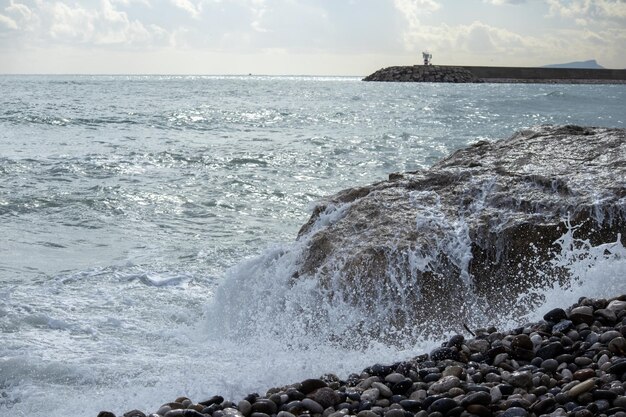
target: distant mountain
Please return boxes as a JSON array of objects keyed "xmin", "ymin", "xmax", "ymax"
[{"xmin": 542, "ymin": 59, "xmax": 605, "ymax": 69}]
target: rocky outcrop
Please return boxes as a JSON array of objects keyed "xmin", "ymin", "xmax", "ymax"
[
  {"xmin": 363, "ymin": 65, "xmax": 482, "ymax": 83},
  {"xmin": 294, "ymin": 126, "xmax": 626, "ymax": 336}
]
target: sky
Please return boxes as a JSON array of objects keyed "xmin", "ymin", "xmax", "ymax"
[{"xmin": 0, "ymin": 0, "xmax": 625, "ymax": 75}]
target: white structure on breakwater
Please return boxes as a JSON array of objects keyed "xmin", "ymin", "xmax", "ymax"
[{"xmin": 422, "ymin": 51, "xmax": 432, "ymax": 65}]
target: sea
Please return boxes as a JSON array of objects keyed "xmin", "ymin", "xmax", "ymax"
[{"xmin": 1, "ymin": 75, "xmax": 625, "ymax": 417}]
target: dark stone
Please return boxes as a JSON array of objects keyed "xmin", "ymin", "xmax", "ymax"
[
  {"xmin": 536, "ymin": 342, "xmax": 564, "ymax": 360},
  {"xmin": 201, "ymin": 396, "xmax": 225, "ymax": 406},
  {"xmin": 497, "ymin": 384, "xmax": 514, "ymax": 396},
  {"xmin": 423, "ymin": 372, "xmax": 442, "ymax": 383},
  {"xmin": 532, "ymin": 397, "xmax": 556, "ymax": 414},
  {"xmin": 251, "ymin": 400, "xmax": 277, "ymax": 415},
  {"xmin": 300, "ymin": 379, "xmax": 328, "ymax": 394},
  {"xmin": 284, "ymin": 400, "xmax": 304, "ymax": 414},
  {"xmin": 368, "ymin": 363, "xmax": 394, "ymax": 377},
  {"xmin": 573, "ymin": 368, "xmax": 595, "ymax": 381},
  {"xmin": 428, "ymin": 398, "xmax": 457, "ymax": 414},
  {"xmin": 460, "ymin": 391, "xmax": 491, "ymax": 407},
  {"xmin": 541, "ymin": 358, "xmax": 559, "ymax": 372},
  {"xmin": 383, "ymin": 409, "xmax": 405, "ymax": 417},
  {"xmin": 511, "ymin": 334, "xmax": 533, "ymax": 351},
  {"xmin": 301, "ymin": 398, "xmax": 324, "ymax": 414},
  {"xmin": 446, "ymin": 335, "xmax": 465, "ymax": 348},
  {"xmin": 398, "ymin": 400, "xmax": 422, "ymax": 412},
  {"xmin": 500, "ymin": 407, "xmax": 528, "ymax": 417},
  {"xmin": 465, "ymin": 404, "xmax": 491, "ymax": 417},
  {"xmin": 608, "ymin": 359, "xmax": 626, "ymax": 375},
  {"xmin": 180, "ymin": 411, "xmax": 206, "ymax": 417},
  {"xmin": 592, "ymin": 389, "xmax": 617, "ymax": 400},
  {"xmin": 544, "ymin": 308, "xmax": 567, "ymax": 322},
  {"xmin": 552, "ymin": 320, "xmax": 574, "ymax": 333},
  {"xmin": 430, "ymin": 347, "xmax": 459, "ymax": 362},
  {"xmin": 310, "ymin": 387, "xmax": 340, "ymax": 409},
  {"xmin": 486, "ymin": 345, "xmax": 507, "ymax": 359},
  {"xmin": 123, "ymin": 411, "xmax": 146, "ymax": 417},
  {"xmin": 391, "ymin": 379, "xmax": 413, "ymax": 395},
  {"xmin": 569, "ymin": 306, "xmax": 594, "ymax": 325}
]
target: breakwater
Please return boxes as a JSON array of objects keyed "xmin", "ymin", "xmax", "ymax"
[{"xmin": 363, "ymin": 65, "xmax": 626, "ymax": 84}]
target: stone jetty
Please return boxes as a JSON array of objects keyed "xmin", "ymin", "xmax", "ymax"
[
  {"xmin": 101, "ymin": 294, "xmax": 626, "ymax": 417},
  {"xmin": 363, "ymin": 66, "xmax": 482, "ymax": 83},
  {"xmin": 362, "ymin": 65, "xmax": 626, "ymax": 84}
]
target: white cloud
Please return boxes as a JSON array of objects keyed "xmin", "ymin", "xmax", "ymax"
[
  {"xmin": 170, "ymin": 0, "xmax": 200, "ymax": 18},
  {"xmin": 0, "ymin": 13, "xmax": 17, "ymax": 29},
  {"xmin": 547, "ymin": 0, "xmax": 626, "ymax": 20},
  {"xmin": 484, "ymin": 0, "xmax": 527, "ymax": 5}
]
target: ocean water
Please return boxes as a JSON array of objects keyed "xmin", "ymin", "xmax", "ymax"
[{"xmin": 0, "ymin": 75, "xmax": 625, "ymax": 416}]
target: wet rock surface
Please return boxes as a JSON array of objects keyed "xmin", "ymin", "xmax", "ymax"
[
  {"xmin": 101, "ymin": 295, "xmax": 626, "ymax": 417},
  {"xmin": 293, "ymin": 125, "xmax": 626, "ymax": 335}
]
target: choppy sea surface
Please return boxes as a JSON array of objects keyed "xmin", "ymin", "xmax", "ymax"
[{"xmin": 1, "ymin": 75, "xmax": 625, "ymax": 417}]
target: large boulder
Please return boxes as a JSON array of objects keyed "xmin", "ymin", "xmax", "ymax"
[{"xmin": 293, "ymin": 126, "xmax": 625, "ymax": 337}]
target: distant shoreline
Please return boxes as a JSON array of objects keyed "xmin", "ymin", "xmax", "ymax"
[{"xmin": 363, "ymin": 65, "xmax": 626, "ymax": 84}]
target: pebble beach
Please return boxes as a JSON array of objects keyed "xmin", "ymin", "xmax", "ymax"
[{"xmin": 100, "ymin": 294, "xmax": 626, "ymax": 417}]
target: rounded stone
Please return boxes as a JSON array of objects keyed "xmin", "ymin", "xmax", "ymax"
[
  {"xmin": 465, "ymin": 404, "xmax": 491, "ymax": 417},
  {"xmin": 460, "ymin": 391, "xmax": 491, "ymax": 407},
  {"xmin": 300, "ymin": 379, "xmax": 328, "ymax": 394},
  {"xmin": 251, "ymin": 399, "xmax": 277, "ymax": 415},
  {"xmin": 541, "ymin": 358, "xmax": 559, "ymax": 373},
  {"xmin": 429, "ymin": 347, "xmax": 459, "ymax": 362},
  {"xmin": 567, "ymin": 378, "xmax": 596, "ymax": 398},
  {"xmin": 608, "ymin": 359, "xmax": 626, "ymax": 375},
  {"xmin": 569, "ymin": 306, "xmax": 594, "ymax": 325},
  {"xmin": 427, "ymin": 375, "xmax": 460, "ymax": 394},
  {"xmin": 501, "ymin": 407, "xmax": 528, "ymax": 417},
  {"xmin": 508, "ymin": 371, "xmax": 533, "ymax": 388},
  {"xmin": 600, "ymin": 330, "xmax": 622, "ymax": 343},
  {"xmin": 544, "ymin": 308, "xmax": 567, "ymax": 322},
  {"xmin": 427, "ymin": 398, "xmax": 457, "ymax": 414},
  {"xmin": 608, "ymin": 337, "xmax": 626, "ymax": 354},
  {"xmin": 612, "ymin": 395, "xmax": 626, "ymax": 408},
  {"xmin": 391, "ymin": 379, "xmax": 413, "ymax": 396},
  {"xmin": 371, "ymin": 382, "xmax": 393, "ymax": 398},
  {"xmin": 573, "ymin": 368, "xmax": 595, "ymax": 381},
  {"xmin": 302, "ymin": 398, "xmax": 324, "ymax": 414},
  {"xmin": 398, "ymin": 400, "xmax": 421, "ymax": 412},
  {"xmin": 383, "ymin": 409, "xmax": 405, "ymax": 417},
  {"xmin": 532, "ymin": 397, "xmax": 556, "ymax": 414},
  {"xmin": 385, "ymin": 373, "xmax": 405, "ymax": 384},
  {"xmin": 238, "ymin": 400, "xmax": 252, "ymax": 416},
  {"xmin": 311, "ymin": 387, "xmax": 341, "ymax": 409},
  {"xmin": 536, "ymin": 342, "xmax": 564, "ymax": 360},
  {"xmin": 442, "ymin": 365, "xmax": 463, "ymax": 378},
  {"xmin": 360, "ymin": 388, "xmax": 380, "ymax": 403}
]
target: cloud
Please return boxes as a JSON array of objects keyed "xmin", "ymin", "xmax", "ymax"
[
  {"xmin": 0, "ymin": 0, "xmax": 169, "ymax": 47},
  {"xmin": 547, "ymin": 0, "xmax": 626, "ymax": 21},
  {"xmin": 484, "ymin": 0, "xmax": 527, "ymax": 5},
  {"xmin": 0, "ymin": 13, "xmax": 17, "ymax": 29},
  {"xmin": 170, "ymin": 0, "xmax": 200, "ymax": 19}
]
